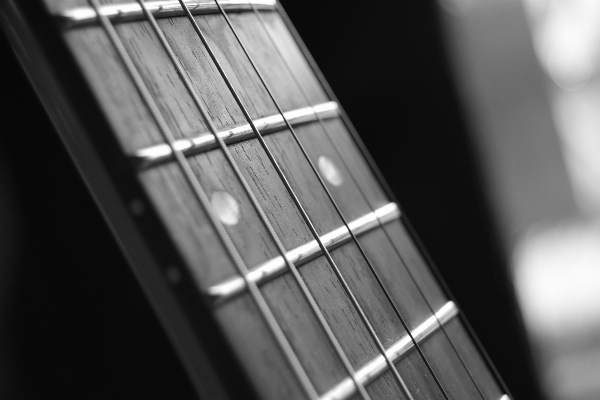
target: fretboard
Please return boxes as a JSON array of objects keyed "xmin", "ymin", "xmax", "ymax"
[{"xmin": 4, "ymin": 0, "xmax": 511, "ymax": 399}]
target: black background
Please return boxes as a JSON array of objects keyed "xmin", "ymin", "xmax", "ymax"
[{"xmin": 0, "ymin": 1, "xmax": 542, "ymax": 399}]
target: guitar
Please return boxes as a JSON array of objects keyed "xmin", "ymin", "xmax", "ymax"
[{"xmin": 0, "ymin": 1, "xmax": 513, "ymax": 399}]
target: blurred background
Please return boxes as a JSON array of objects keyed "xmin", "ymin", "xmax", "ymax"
[
  {"xmin": 1, "ymin": 0, "xmax": 599, "ymax": 399},
  {"xmin": 440, "ymin": 1, "xmax": 600, "ymax": 399}
]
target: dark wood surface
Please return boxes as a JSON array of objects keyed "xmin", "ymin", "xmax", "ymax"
[{"xmin": 7, "ymin": 1, "xmax": 506, "ymax": 398}]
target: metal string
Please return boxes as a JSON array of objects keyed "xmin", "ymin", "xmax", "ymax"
[
  {"xmin": 273, "ymin": 2, "xmax": 511, "ymax": 397},
  {"xmin": 86, "ymin": 1, "xmax": 317, "ymax": 398},
  {"xmin": 247, "ymin": 5, "xmax": 488, "ymax": 399},
  {"xmin": 212, "ymin": 2, "xmax": 453, "ymax": 399},
  {"xmin": 194, "ymin": 1, "xmax": 414, "ymax": 398},
  {"xmin": 138, "ymin": 1, "xmax": 371, "ymax": 398}
]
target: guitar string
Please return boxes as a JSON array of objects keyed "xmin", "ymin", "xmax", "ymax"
[
  {"xmin": 210, "ymin": 2, "xmax": 453, "ymax": 399},
  {"xmin": 136, "ymin": 1, "xmax": 372, "ymax": 399},
  {"xmin": 178, "ymin": 1, "xmax": 414, "ymax": 398},
  {"xmin": 86, "ymin": 1, "xmax": 318, "ymax": 398},
  {"xmin": 248, "ymin": 4, "xmax": 486, "ymax": 399},
  {"xmin": 235, "ymin": 4, "xmax": 459, "ymax": 400},
  {"xmin": 273, "ymin": 2, "xmax": 513, "ymax": 397}
]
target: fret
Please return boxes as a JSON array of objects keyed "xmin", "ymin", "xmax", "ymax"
[
  {"xmin": 55, "ymin": 0, "xmax": 277, "ymax": 29},
  {"xmin": 207, "ymin": 202, "xmax": 400, "ymax": 305},
  {"xmin": 320, "ymin": 301, "xmax": 459, "ymax": 400},
  {"xmin": 132, "ymin": 101, "xmax": 339, "ymax": 169},
  {"xmin": 319, "ymin": 301, "xmax": 512, "ymax": 400}
]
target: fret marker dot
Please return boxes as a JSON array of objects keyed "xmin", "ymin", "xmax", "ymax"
[
  {"xmin": 318, "ymin": 156, "xmax": 343, "ymax": 187},
  {"xmin": 211, "ymin": 190, "xmax": 240, "ymax": 226}
]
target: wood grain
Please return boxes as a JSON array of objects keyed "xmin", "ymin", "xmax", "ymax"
[{"xmin": 52, "ymin": 1, "xmax": 505, "ymax": 399}]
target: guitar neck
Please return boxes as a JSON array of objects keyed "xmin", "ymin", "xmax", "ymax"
[{"xmin": 0, "ymin": 1, "xmax": 510, "ymax": 399}]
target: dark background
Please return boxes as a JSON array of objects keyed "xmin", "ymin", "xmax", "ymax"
[{"xmin": 0, "ymin": 1, "xmax": 542, "ymax": 399}]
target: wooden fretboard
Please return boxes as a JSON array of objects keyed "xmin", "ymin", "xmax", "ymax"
[{"xmin": 1, "ymin": 1, "xmax": 511, "ymax": 399}]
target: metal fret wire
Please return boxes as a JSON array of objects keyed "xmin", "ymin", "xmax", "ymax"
[
  {"xmin": 274, "ymin": 2, "xmax": 513, "ymax": 397},
  {"xmin": 139, "ymin": 1, "xmax": 370, "ymax": 398},
  {"xmin": 248, "ymin": 4, "xmax": 485, "ymax": 399},
  {"xmin": 86, "ymin": 1, "xmax": 317, "ymax": 398},
  {"xmin": 206, "ymin": 1, "xmax": 414, "ymax": 398},
  {"xmin": 239, "ymin": 5, "xmax": 457, "ymax": 400}
]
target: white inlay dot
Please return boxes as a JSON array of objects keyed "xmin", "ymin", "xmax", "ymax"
[
  {"xmin": 318, "ymin": 156, "xmax": 343, "ymax": 187},
  {"xmin": 211, "ymin": 190, "xmax": 240, "ymax": 226}
]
